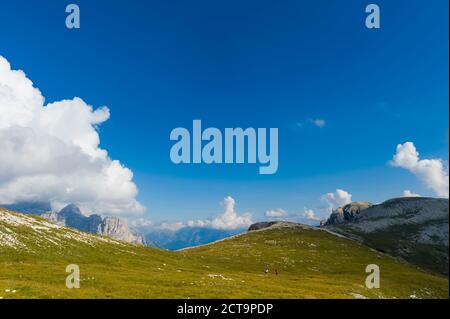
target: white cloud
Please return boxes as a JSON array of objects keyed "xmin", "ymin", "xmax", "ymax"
[
  {"xmin": 265, "ymin": 208, "xmax": 288, "ymax": 218},
  {"xmin": 312, "ymin": 119, "xmax": 326, "ymax": 128},
  {"xmin": 133, "ymin": 196, "xmax": 253, "ymax": 232},
  {"xmin": 186, "ymin": 219, "xmax": 211, "ymax": 228},
  {"xmin": 321, "ymin": 189, "xmax": 353, "ymax": 212},
  {"xmin": 0, "ymin": 56, "xmax": 145, "ymax": 215},
  {"xmin": 130, "ymin": 218, "xmax": 154, "ymax": 230},
  {"xmin": 263, "ymin": 207, "xmax": 321, "ymax": 224},
  {"xmin": 131, "ymin": 218, "xmax": 186, "ymax": 232},
  {"xmin": 402, "ymin": 190, "xmax": 421, "ymax": 198},
  {"xmin": 391, "ymin": 142, "xmax": 449, "ymax": 198},
  {"xmin": 208, "ymin": 196, "xmax": 253, "ymax": 230},
  {"xmin": 293, "ymin": 118, "xmax": 326, "ymax": 129},
  {"xmin": 157, "ymin": 221, "xmax": 185, "ymax": 232},
  {"xmin": 187, "ymin": 196, "xmax": 253, "ymax": 230},
  {"xmin": 302, "ymin": 208, "xmax": 320, "ymax": 221}
]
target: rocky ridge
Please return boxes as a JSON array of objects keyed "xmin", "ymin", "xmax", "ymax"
[
  {"xmin": 0, "ymin": 202, "xmax": 145, "ymax": 245},
  {"xmin": 321, "ymin": 197, "xmax": 449, "ymax": 275}
]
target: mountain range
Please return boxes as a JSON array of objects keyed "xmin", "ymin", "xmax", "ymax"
[
  {"xmin": 0, "ymin": 201, "xmax": 248, "ymax": 250},
  {"xmin": 1, "ymin": 196, "xmax": 448, "ymax": 281},
  {"xmin": 144, "ymin": 227, "xmax": 243, "ymax": 250}
]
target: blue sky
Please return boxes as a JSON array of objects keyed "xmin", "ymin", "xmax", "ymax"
[{"xmin": 0, "ymin": 0, "xmax": 448, "ymax": 224}]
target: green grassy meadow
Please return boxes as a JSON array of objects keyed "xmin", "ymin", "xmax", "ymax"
[{"xmin": 0, "ymin": 209, "xmax": 448, "ymax": 299}]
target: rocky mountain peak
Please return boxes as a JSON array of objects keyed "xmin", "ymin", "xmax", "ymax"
[
  {"xmin": 57, "ymin": 204, "xmax": 103, "ymax": 234},
  {"xmin": 98, "ymin": 217, "xmax": 145, "ymax": 245},
  {"xmin": 321, "ymin": 201, "xmax": 372, "ymax": 226},
  {"xmin": 56, "ymin": 204, "xmax": 145, "ymax": 245},
  {"xmin": 321, "ymin": 197, "xmax": 449, "ymax": 275},
  {"xmin": 0, "ymin": 201, "xmax": 145, "ymax": 246},
  {"xmin": 59, "ymin": 203, "xmax": 84, "ymax": 217}
]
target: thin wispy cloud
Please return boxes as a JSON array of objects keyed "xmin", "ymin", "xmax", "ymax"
[
  {"xmin": 292, "ymin": 118, "xmax": 327, "ymax": 129},
  {"xmin": 311, "ymin": 119, "xmax": 326, "ymax": 128},
  {"xmin": 403, "ymin": 190, "xmax": 421, "ymax": 198}
]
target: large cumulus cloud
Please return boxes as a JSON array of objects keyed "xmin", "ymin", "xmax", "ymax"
[{"xmin": 0, "ymin": 56, "xmax": 145, "ymax": 215}]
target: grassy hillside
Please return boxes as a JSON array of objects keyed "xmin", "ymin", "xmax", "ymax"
[
  {"xmin": 0, "ymin": 209, "xmax": 448, "ymax": 299},
  {"xmin": 324, "ymin": 198, "xmax": 449, "ymax": 276}
]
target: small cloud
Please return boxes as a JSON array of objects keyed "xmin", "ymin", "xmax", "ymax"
[
  {"xmin": 186, "ymin": 219, "xmax": 210, "ymax": 228},
  {"xmin": 402, "ymin": 190, "xmax": 421, "ymax": 198},
  {"xmin": 265, "ymin": 208, "xmax": 288, "ymax": 218},
  {"xmin": 312, "ymin": 119, "xmax": 326, "ymax": 128},
  {"xmin": 133, "ymin": 219, "xmax": 185, "ymax": 232},
  {"xmin": 302, "ymin": 208, "xmax": 320, "ymax": 221},
  {"xmin": 130, "ymin": 218, "xmax": 154, "ymax": 231},
  {"xmin": 391, "ymin": 142, "xmax": 449, "ymax": 198},
  {"xmin": 291, "ymin": 118, "xmax": 326, "ymax": 130},
  {"xmin": 157, "ymin": 221, "xmax": 185, "ymax": 232},
  {"xmin": 321, "ymin": 189, "xmax": 353, "ymax": 213},
  {"xmin": 263, "ymin": 207, "xmax": 321, "ymax": 225}
]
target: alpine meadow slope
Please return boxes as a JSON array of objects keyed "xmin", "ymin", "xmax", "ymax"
[{"xmin": 0, "ymin": 208, "xmax": 448, "ymax": 299}]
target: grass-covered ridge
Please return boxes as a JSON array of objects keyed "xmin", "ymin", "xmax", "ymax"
[{"xmin": 0, "ymin": 209, "xmax": 448, "ymax": 299}]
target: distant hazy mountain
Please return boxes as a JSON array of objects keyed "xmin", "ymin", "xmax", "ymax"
[
  {"xmin": 321, "ymin": 197, "xmax": 449, "ymax": 276},
  {"xmin": 145, "ymin": 227, "xmax": 243, "ymax": 250},
  {"xmin": 0, "ymin": 202, "xmax": 145, "ymax": 245},
  {"xmin": 0, "ymin": 202, "xmax": 52, "ymax": 216}
]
